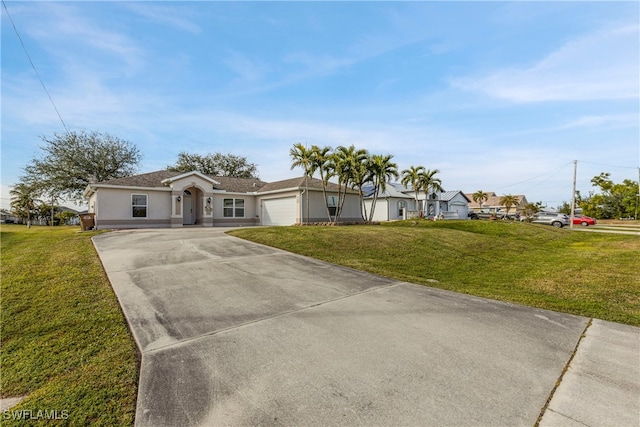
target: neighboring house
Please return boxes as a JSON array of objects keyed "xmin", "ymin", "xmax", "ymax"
[
  {"xmin": 364, "ymin": 184, "xmax": 471, "ymax": 221},
  {"xmin": 424, "ymin": 191, "xmax": 472, "ymax": 219},
  {"xmin": 465, "ymin": 192, "xmax": 529, "ymax": 215},
  {"xmin": 0, "ymin": 209, "xmax": 19, "ymax": 223},
  {"xmin": 363, "ymin": 182, "xmax": 417, "ymax": 222},
  {"xmin": 83, "ymin": 170, "xmax": 362, "ymax": 229}
]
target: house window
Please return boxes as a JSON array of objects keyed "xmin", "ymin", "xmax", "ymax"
[
  {"xmin": 327, "ymin": 195, "xmax": 338, "ymax": 216},
  {"xmin": 398, "ymin": 200, "xmax": 407, "ymax": 217},
  {"xmin": 132, "ymin": 194, "xmax": 147, "ymax": 218},
  {"xmin": 223, "ymin": 198, "xmax": 245, "ymax": 217}
]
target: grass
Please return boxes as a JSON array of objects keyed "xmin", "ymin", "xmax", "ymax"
[
  {"xmin": 1, "ymin": 224, "xmax": 138, "ymax": 426},
  {"xmin": 229, "ymin": 220, "xmax": 640, "ymax": 326}
]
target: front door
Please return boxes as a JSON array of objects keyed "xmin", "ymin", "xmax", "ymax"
[{"xmin": 183, "ymin": 194, "xmax": 193, "ymax": 225}]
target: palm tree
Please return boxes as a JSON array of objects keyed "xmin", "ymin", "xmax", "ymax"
[
  {"xmin": 350, "ymin": 151, "xmax": 371, "ymax": 222},
  {"xmin": 331, "ymin": 145, "xmax": 368, "ymax": 223},
  {"xmin": 367, "ymin": 154, "xmax": 398, "ymax": 222},
  {"xmin": 420, "ymin": 169, "xmax": 442, "ymax": 217},
  {"xmin": 499, "ymin": 194, "xmax": 519, "ymax": 219},
  {"xmin": 290, "ymin": 143, "xmax": 314, "ymax": 223},
  {"xmin": 310, "ymin": 145, "xmax": 333, "ymax": 221},
  {"xmin": 472, "ymin": 190, "xmax": 489, "ymax": 207},
  {"xmin": 10, "ymin": 183, "xmax": 39, "ymax": 226},
  {"xmin": 401, "ymin": 166, "xmax": 426, "ymax": 213}
]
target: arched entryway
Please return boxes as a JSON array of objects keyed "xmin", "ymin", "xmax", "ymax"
[{"xmin": 182, "ymin": 189, "xmax": 194, "ymax": 225}]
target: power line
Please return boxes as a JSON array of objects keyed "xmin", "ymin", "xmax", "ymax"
[
  {"xmin": 577, "ymin": 160, "xmax": 639, "ymax": 170},
  {"xmin": 2, "ymin": 0, "xmax": 69, "ymax": 134}
]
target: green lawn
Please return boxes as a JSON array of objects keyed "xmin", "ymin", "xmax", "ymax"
[
  {"xmin": 229, "ymin": 220, "xmax": 640, "ymax": 326},
  {"xmin": 1, "ymin": 225, "xmax": 138, "ymax": 426}
]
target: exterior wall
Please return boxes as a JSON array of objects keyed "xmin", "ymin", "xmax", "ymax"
[
  {"xmin": 211, "ymin": 193, "xmax": 260, "ymax": 226},
  {"xmin": 302, "ymin": 190, "xmax": 363, "ymax": 223},
  {"xmin": 365, "ymin": 198, "xmax": 415, "ymax": 222},
  {"xmin": 364, "ymin": 199, "xmax": 390, "ymax": 222},
  {"xmin": 93, "ymin": 188, "xmax": 171, "ymax": 229}
]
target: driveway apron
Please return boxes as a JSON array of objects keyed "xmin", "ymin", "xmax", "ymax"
[{"xmin": 93, "ymin": 228, "xmax": 590, "ymax": 426}]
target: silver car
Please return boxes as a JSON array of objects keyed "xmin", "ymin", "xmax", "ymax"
[{"xmin": 531, "ymin": 212, "xmax": 570, "ymax": 228}]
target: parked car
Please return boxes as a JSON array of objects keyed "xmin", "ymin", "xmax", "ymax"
[
  {"xmin": 468, "ymin": 208, "xmax": 517, "ymax": 220},
  {"xmin": 573, "ymin": 215, "xmax": 596, "ymax": 226},
  {"xmin": 531, "ymin": 212, "xmax": 570, "ymax": 228}
]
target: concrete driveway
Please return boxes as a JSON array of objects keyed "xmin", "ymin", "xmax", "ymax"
[{"xmin": 93, "ymin": 228, "xmax": 639, "ymax": 427}]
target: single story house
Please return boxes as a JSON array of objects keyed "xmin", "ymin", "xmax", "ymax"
[
  {"xmin": 363, "ymin": 183, "xmax": 471, "ymax": 221},
  {"xmin": 465, "ymin": 192, "xmax": 529, "ymax": 215},
  {"xmin": 83, "ymin": 170, "xmax": 362, "ymax": 229}
]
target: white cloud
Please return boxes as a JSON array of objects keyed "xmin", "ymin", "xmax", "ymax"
[
  {"xmin": 557, "ymin": 114, "xmax": 639, "ymax": 130},
  {"xmin": 452, "ymin": 24, "xmax": 639, "ymax": 102},
  {"xmin": 124, "ymin": 3, "xmax": 202, "ymax": 34}
]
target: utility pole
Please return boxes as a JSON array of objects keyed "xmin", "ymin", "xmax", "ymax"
[{"xmin": 570, "ymin": 160, "xmax": 577, "ymax": 229}]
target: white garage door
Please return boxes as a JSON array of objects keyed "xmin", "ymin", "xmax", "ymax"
[{"xmin": 262, "ymin": 197, "xmax": 297, "ymax": 226}]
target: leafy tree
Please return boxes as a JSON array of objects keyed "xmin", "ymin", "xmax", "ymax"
[
  {"xmin": 290, "ymin": 143, "xmax": 314, "ymax": 223},
  {"xmin": 522, "ymin": 202, "xmax": 541, "ymax": 220},
  {"xmin": 499, "ymin": 194, "xmax": 519, "ymax": 219},
  {"xmin": 366, "ymin": 154, "xmax": 399, "ymax": 222},
  {"xmin": 579, "ymin": 173, "xmax": 639, "ymax": 219},
  {"xmin": 401, "ymin": 166, "xmax": 426, "ymax": 212},
  {"xmin": 21, "ymin": 131, "xmax": 141, "ymax": 202},
  {"xmin": 10, "ymin": 183, "xmax": 40, "ymax": 224},
  {"xmin": 57, "ymin": 210, "xmax": 78, "ymax": 225},
  {"xmin": 472, "ymin": 190, "xmax": 489, "ymax": 207},
  {"xmin": 167, "ymin": 152, "xmax": 258, "ymax": 178}
]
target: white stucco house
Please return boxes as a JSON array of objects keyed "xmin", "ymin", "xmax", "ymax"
[{"xmin": 83, "ymin": 170, "xmax": 362, "ymax": 229}]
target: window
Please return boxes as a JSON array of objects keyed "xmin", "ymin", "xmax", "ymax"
[
  {"xmin": 223, "ymin": 198, "xmax": 245, "ymax": 218},
  {"xmin": 132, "ymin": 194, "xmax": 147, "ymax": 218},
  {"xmin": 327, "ymin": 196, "xmax": 338, "ymax": 216},
  {"xmin": 398, "ymin": 200, "xmax": 407, "ymax": 217}
]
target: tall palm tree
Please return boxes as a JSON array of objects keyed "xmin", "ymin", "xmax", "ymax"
[
  {"xmin": 10, "ymin": 183, "xmax": 39, "ymax": 226},
  {"xmin": 350, "ymin": 151, "xmax": 371, "ymax": 222},
  {"xmin": 310, "ymin": 145, "xmax": 333, "ymax": 221},
  {"xmin": 401, "ymin": 166, "xmax": 426, "ymax": 213},
  {"xmin": 420, "ymin": 169, "xmax": 442, "ymax": 217},
  {"xmin": 289, "ymin": 143, "xmax": 313, "ymax": 223},
  {"xmin": 367, "ymin": 154, "xmax": 399, "ymax": 222},
  {"xmin": 500, "ymin": 194, "xmax": 519, "ymax": 219},
  {"xmin": 331, "ymin": 145, "xmax": 368, "ymax": 223},
  {"xmin": 472, "ymin": 190, "xmax": 489, "ymax": 207}
]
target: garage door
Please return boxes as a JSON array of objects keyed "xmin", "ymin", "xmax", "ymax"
[{"xmin": 262, "ymin": 197, "xmax": 297, "ymax": 226}]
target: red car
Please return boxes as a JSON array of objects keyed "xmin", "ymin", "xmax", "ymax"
[{"xmin": 573, "ymin": 215, "xmax": 596, "ymax": 226}]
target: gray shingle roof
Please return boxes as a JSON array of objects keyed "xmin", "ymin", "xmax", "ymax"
[
  {"xmin": 93, "ymin": 170, "xmax": 351, "ymax": 194},
  {"xmin": 257, "ymin": 176, "xmax": 345, "ymax": 193},
  {"xmin": 98, "ymin": 170, "xmax": 268, "ymax": 192}
]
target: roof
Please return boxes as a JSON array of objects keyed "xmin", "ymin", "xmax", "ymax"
[
  {"xmin": 86, "ymin": 171, "xmax": 350, "ymax": 195},
  {"xmin": 438, "ymin": 191, "xmax": 471, "ymax": 202},
  {"xmin": 362, "ymin": 182, "xmax": 414, "ymax": 199},
  {"xmin": 465, "ymin": 193, "xmax": 528, "ymax": 209},
  {"xmin": 257, "ymin": 176, "xmax": 347, "ymax": 193},
  {"xmin": 91, "ymin": 170, "xmax": 268, "ymax": 193}
]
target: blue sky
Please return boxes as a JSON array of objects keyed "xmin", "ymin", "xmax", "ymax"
[{"xmin": 2, "ymin": 1, "xmax": 639, "ymax": 210}]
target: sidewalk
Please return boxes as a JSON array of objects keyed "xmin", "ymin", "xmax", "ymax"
[{"xmin": 540, "ymin": 319, "xmax": 640, "ymax": 427}]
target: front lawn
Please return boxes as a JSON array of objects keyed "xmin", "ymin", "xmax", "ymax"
[
  {"xmin": 229, "ymin": 220, "xmax": 640, "ymax": 326},
  {"xmin": 0, "ymin": 225, "xmax": 138, "ymax": 426}
]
